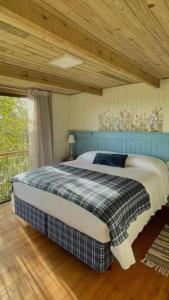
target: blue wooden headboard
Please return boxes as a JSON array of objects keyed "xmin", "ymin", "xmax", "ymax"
[{"xmin": 70, "ymin": 130, "xmax": 169, "ymax": 162}]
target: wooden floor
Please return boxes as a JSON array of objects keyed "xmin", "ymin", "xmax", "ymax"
[{"xmin": 0, "ymin": 204, "xmax": 169, "ymax": 300}]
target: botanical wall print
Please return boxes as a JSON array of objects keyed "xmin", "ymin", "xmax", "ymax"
[{"xmin": 98, "ymin": 106, "xmax": 163, "ymax": 132}]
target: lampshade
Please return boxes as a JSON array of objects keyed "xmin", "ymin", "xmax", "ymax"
[{"xmin": 67, "ymin": 134, "xmax": 75, "ymax": 144}]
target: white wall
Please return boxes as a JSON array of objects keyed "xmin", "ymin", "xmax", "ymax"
[
  {"xmin": 52, "ymin": 93, "xmax": 70, "ymax": 162},
  {"xmin": 69, "ymin": 79, "xmax": 169, "ymax": 132},
  {"xmin": 52, "ymin": 79, "xmax": 169, "ymax": 161}
]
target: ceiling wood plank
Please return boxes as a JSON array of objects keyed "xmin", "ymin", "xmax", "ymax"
[
  {"xmin": 0, "ymin": 0, "xmax": 160, "ymax": 88},
  {"xmin": 0, "ymin": 26, "xmax": 125, "ymax": 89},
  {"xmin": 46, "ymin": 0, "xmax": 167, "ymax": 78},
  {"xmin": 0, "ymin": 62, "xmax": 102, "ymax": 95}
]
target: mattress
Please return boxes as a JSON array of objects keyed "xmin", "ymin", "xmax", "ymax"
[{"xmin": 12, "ymin": 158, "xmax": 168, "ymax": 269}]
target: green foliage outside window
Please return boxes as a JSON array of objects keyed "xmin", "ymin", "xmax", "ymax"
[{"xmin": 0, "ymin": 96, "xmax": 29, "ymax": 202}]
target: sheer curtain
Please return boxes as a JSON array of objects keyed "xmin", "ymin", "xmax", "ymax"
[{"xmin": 27, "ymin": 89, "xmax": 54, "ymax": 169}]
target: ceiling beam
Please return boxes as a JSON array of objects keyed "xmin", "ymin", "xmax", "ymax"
[
  {"xmin": 0, "ymin": 85, "xmax": 26, "ymax": 97},
  {"xmin": 0, "ymin": 62, "xmax": 102, "ymax": 95},
  {"xmin": 0, "ymin": 0, "xmax": 160, "ymax": 88}
]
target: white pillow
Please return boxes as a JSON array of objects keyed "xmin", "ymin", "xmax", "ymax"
[
  {"xmin": 126, "ymin": 154, "xmax": 169, "ymax": 198},
  {"xmin": 77, "ymin": 151, "xmax": 169, "ymax": 198},
  {"xmin": 77, "ymin": 151, "xmax": 110, "ymax": 163}
]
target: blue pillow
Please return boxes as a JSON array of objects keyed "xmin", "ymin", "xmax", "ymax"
[{"xmin": 93, "ymin": 153, "xmax": 128, "ymax": 168}]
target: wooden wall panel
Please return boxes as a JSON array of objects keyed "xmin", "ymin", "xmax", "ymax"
[
  {"xmin": 69, "ymin": 79, "xmax": 169, "ymax": 132},
  {"xmin": 70, "ymin": 130, "xmax": 169, "ymax": 162}
]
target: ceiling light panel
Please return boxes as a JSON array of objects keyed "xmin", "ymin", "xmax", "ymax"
[{"xmin": 50, "ymin": 54, "xmax": 83, "ymax": 69}]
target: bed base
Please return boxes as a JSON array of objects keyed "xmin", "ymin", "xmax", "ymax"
[{"xmin": 14, "ymin": 197, "xmax": 114, "ymax": 272}]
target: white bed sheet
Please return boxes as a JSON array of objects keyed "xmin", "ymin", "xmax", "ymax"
[{"xmin": 12, "ymin": 158, "xmax": 168, "ymax": 269}]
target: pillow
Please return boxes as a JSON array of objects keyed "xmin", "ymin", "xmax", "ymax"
[
  {"xmin": 77, "ymin": 151, "xmax": 99, "ymax": 163},
  {"xmin": 126, "ymin": 154, "xmax": 169, "ymax": 198},
  {"xmin": 93, "ymin": 153, "xmax": 128, "ymax": 168},
  {"xmin": 77, "ymin": 151, "xmax": 114, "ymax": 163}
]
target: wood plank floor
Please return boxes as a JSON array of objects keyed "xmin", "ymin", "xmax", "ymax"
[{"xmin": 0, "ymin": 203, "xmax": 168, "ymax": 300}]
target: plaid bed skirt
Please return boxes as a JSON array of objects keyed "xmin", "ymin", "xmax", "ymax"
[
  {"xmin": 14, "ymin": 197, "xmax": 114, "ymax": 272},
  {"xmin": 15, "ymin": 197, "xmax": 47, "ymax": 235}
]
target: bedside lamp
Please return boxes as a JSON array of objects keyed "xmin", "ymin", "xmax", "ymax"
[{"xmin": 67, "ymin": 134, "xmax": 75, "ymax": 160}]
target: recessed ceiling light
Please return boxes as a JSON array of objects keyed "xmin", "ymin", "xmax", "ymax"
[{"xmin": 50, "ymin": 54, "xmax": 83, "ymax": 69}]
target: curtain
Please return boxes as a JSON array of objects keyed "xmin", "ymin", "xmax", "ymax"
[{"xmin": 27, "ymin": 89, "xmax": 54, "ymax": 169}]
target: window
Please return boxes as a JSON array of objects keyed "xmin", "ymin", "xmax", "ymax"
[{"xmin": 0, "ymin": 96, "xmax": 29, "ymax": 203}]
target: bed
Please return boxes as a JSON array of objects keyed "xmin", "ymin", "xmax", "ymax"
[{"xmin": 12, "ymin": 150, "xmax": 169, "ymax": 272}]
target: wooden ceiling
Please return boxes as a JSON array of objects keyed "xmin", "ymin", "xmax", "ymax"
[{"xmin": 0, "ymin": 0, "xmax": 168, "ymax": 95}]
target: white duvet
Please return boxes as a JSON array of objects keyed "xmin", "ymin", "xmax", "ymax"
[{"xmin": 12, "ymin": 152, "xmax": 169, "ymax": 269}]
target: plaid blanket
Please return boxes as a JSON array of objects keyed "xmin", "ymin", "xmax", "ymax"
[{"xmin": 13, "ymin": 164, "xmax": 150, "ymax": 246}]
